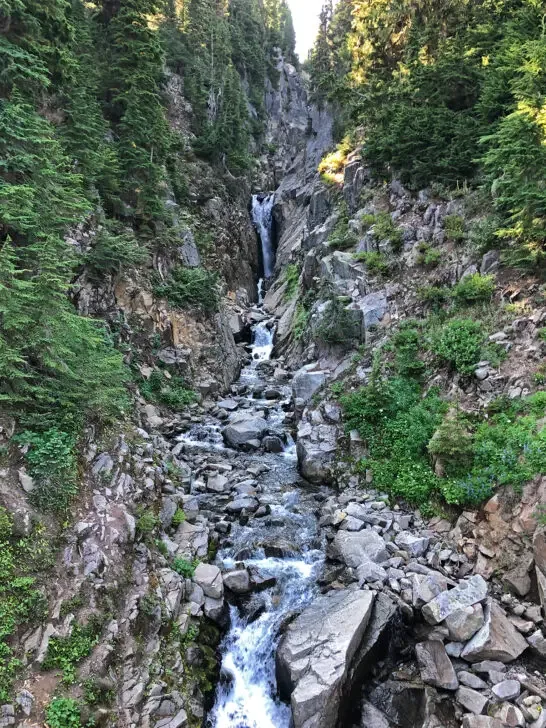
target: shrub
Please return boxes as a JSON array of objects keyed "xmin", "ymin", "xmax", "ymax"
[
  {"xmin": 353, "ymin": 251, "xmax": 390, "ymax": 277},
  {"xmin": 46, "ymin": 698, "xmax": 81, "ymax": 728},
  {"xmin": 292, "ymin": 302, "xmax": 309, "ymax": 341},
  {"xmin": 443, "ymin": 215, "xmax": 466, "ymax": 243},
  {"xmin": 315, "ymin": 297, "xmax": 360, "ymax": 348},
  {"xmin": 171, "ymin": 508, "xmax": 186, "ymax": 527},
  {"xmin": 139, "ymin": 371, "xmax": 197, "ymax": 410},
  {"xmin": 430, "ymin": 318, "xmax": 483, "ymax": 375},
  {"xmin": 43, "ymin": 620, "xmax": 101, "ymax": 683},
  {"xmin": 417, "ymin": 243, "xmax": 441, "ymax": 267},
  {"xmin": 136, "ymin": 510, "xmax": 159, "ymax": 536},
  {"xmin": 328, "ymin": 207, "xmax": 358, "ymax": 251},
  {"xmin": 428, "ymin": 416, "xmax": 474, "ymax": 477},
  {"xmin": 283, "ymin": 264, "xmax": 300, "ymax": 301},
  {"xmin": 172, "ymin": 557, "xmax": 196, "ymax": 578},
  {"xmin": 373, "ymin": 212, "xmax": 403, "ymax": 252},
  {"xmin": 469, "ymin": 216, "xmax": 501, "ymax": 253},
  {"xmin": 452, "ymin": 273, "xmax": 495, "ymax": 305},
  {"xmin": 85, "ymin": 224, "xmax": 148, "ymax": 280},
  {"xmin": 16, "ymin": 429, "xmax": 78, "ymax": 513},
  {"xmin": 391, "ymin": 322, "xmax": 426, "ymax": 377},
  {"xmin": 154, "ymin": 267, "xmax": 219, "ymax": 312},
  {"xmin": 418, "ymin": 285, "xmax": 450, "ymax": 308}
]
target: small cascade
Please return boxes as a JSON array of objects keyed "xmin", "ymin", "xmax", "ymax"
[{"xmin": 252, "ymin": 194, "xmax": 275, "ymax": 280}]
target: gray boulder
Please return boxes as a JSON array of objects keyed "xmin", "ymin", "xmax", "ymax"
[
  {"xmin": 462, "ymin": 716, "xmax": 503, "ymax": 728},
  {"xmin": 223, "ymin": 417, "xmax": 268, "ymax": 448},
  {"xmin": 422, "ymin": 575, "xmax": 488, "ymax": 625},
  {"xmin": 276, "ymin": 589, "xmax": 375, "ymax": 728},
  {"xmin": 330, "ymin": 529, "xmax": 389, "ymax": 568},
  {"xmin": 445, "ymin": 604, "xmax": 485, "ymax": 642},
  {"xmin": 192, "ymin": 563, "xmax": 223, "ymax": 600},
  {"xmin": 415, "ymin": 641, "xmax": 458, "ymax": 690},
  {"xmin": 360, "ymin": 700, "xmax": 392, "ymax": 728},
  {"xmin": 222, "ymin": 570, "xmax": 250, "ymax": 595},
  {"xmin": 456, "ymin": 687, "xmax": 488, "ymax": 715},
  {"xmin": 461, "ymin": 600, "xmax": 528, "ymax": 663},
  {"xmin": 292, "ymin": 364, "xmax": 329, "ymax": 403}
]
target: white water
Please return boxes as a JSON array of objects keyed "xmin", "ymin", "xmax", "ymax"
[{"xmin": 252, "ymin": 194, "xmax": 275, "ymax": 279}]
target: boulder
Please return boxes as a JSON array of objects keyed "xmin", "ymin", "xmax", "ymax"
[
  {"xmin": 222, "ymin": 570, "xmax": 250, "ymax": 595},
  {"xmin": 415, "ymin": 641, "xmax": 458, "ymax": 691},
  {"xmin": 456, "ymin": 687, "xmax": 488, "ymax": 715},
  {"xmin": 292, "ymin": 364, "xmax": 329, "ymax": 403},
  {"xmin": 360, "ymin": 700, "xmax": 392, "ymax": 728},
  {"xmin": 276, "ymin": 589, "xmax": 375, "ymax": 728},
  {"xmin": 192, "ymin": 563, "xmax": 223, "ymax": 600},
  {"xmin": 462, "ymin": 717, "xmax": 503, "ymax": 728},
  {"xmin": 296, "ymin": 422, "xmax": 338, "ymax": 484},
  {"xmin": 422, "ymin": 575, "xmax": 488, "ymax": 625},
  {"xmin": 223, "ymin": 417, "xmax": 268, "ymax": 448},
  {"xmin": 491, "ymin": 680, "xmax": 520, "ymax": 701},
  {"xmin": 461, "ymin": 600, "xmax": 528, "ymax": 663},
  {"xmin": 445, "ymin": 604, "xmax": 485, "ymax": 642},
  {"xmin": 395, "ymin": 532, "xmax": 429, "ymax": 558},
  {"xmin": 330, "ymin": 530, "xmax": 389, "ymax": 568}
]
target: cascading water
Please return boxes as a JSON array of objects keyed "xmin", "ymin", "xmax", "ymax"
[{"xmin": 252, "ymin": 194, "xmax": 276, "ymax": 280}]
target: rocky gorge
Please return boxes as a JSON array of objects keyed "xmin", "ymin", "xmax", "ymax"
[{"xmin": 1, "ymin": 18, "xmax": 546, "ymax": 728}]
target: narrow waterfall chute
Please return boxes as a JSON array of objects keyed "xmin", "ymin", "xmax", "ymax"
[{"xmin": 252, "ymin": 194, "xmax": 275, "ymax": 280}]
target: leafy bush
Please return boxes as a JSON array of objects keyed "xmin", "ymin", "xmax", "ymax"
[
  {"xmin": 428, "ymin": 416, "xmax": 474, "ymax": 477},
  {"xmin": 430, "ymin": 319, "xmax": 483, "ymax": 375},
  {"xmin": 136, "ymin": 510, "xmax": 159, "ymax": 536},
  {"xmin": 139, "ymin": 371, "xmax": 197, "ymax": 410},
  {"xmin": 443, "ymin": 215, "xmax": 466, "ymax": 244},
  {"xmin": 171, "ymin": 508, "xmax": 186, "ymax": 527},
  {"xmin": 172, "ymin": 557, "xmax": 196, "ymax": 578},
  {"xmin": 43, "ymin": 620, "xmax": 101, "ymax": 683},
  {"xmin": 452, "ymin": 274, "xmax": 495, "ymax": 305},
  {"xmin": 315, "ymin": 297, "xmax": 360, "ymax": 348},
  {"xmin": 154, "ymin": 267, "xmax": 219, "ymax": 312},
  {"xmin": 328, "ymin": 206, "xmax": 358, "ymax": 251},
  {"xmin": 373, "ymin": 212, "xmax": 403, "ymax": 252},
  {"xmin": 418, "ymin": 285, "xmax": 450, "ymax": 308},
  {"xmin": 391, "ymin": 322, "xmax": 425, "ymax": 377},
  {"xmin": 416, "ymin": 243, "xmax": 441, "ymax": 267},
  {"xmin": 283, "ymin": 264, "xmax": 300, "ymax": 301},
  {"xmin": 85, "ymin": 224, "xmax": 148, "ymax": 280},
  {"xmin": 292, "ymin": 302, "xmax": 309, "ymax": 341},
  {"xmin": 45, "ymin": 697, "xmax": 81, "ymax": 728},
  {"xmin": 353, "ymin": 251, "xmax": 390, "ymax": 277},
  {"xmin": 16, "ymin": 429, "xmax": 79, "ymax": 513}
]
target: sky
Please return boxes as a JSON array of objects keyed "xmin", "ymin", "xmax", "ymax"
[{"xmin": 287, "ymin": 0, "xmax": 325, "ymax": 61}]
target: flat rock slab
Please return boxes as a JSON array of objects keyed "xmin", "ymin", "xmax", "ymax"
[
  {"xmin": 422, "ymin": 575, "xmax": 488, "ymax": 625},
  {"xmin": 276, "ymin": 589, "xmax": 375, "ymax": 728},
  {"xmin": 457, "ymin": 686, "xmax": 488, "ymax": 715},
  {"xmin": 192, "ymin": 563, "xmax": 223, "ymax": 600},
  {"xmin": 330, "ymin": 530, "xmax": 389, "ymax": 568},
  {"xmin": 461, "ymin": 600, "xmax": 528, "ymax": 664},
  {"xmin": 415, "ymin": 640, "xmax": 458, "ymax": 690}
]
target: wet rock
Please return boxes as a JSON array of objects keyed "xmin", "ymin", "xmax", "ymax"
[
  {"xmin": 262, "ymin": 435, "xmax": 284, "ymax": 453},
  {"xmin": 456, "ymin": 686, "xmax": 488, "ymax": 715},
  {"xmin": 226, "ymin": 496, "xmax": 259, "ymax": 514},
  {"xmin": 422, "ymin": 575, "xmax": 488, "ymax": 625},
  {"xmin": 217, "ymin": 399, "xmax": 239, "ymax": 411},
  {"xmin": 415, "ymin": 641, "xmax": 458, "ymax": 690},
  {"xmin": 276, "ymin": 589, "xmax": 375, "ymax": 728},
  {"xmin": 223, "ymin": 417, "xmax": 268, "ymax": 448},
  {"xmin": 223, "ymin": 569, "xmax": 251, "ymax": 595},
  {"xmin": 193, "ymin": 564, "xmax": 223, "ymax": 600},
  {"xmin": 207, "ymin": 473, "xmax": 229, "ymax": 493},
  {"xmin": 461, "ymin": 600, "xmax": 528, "ymax": 663},
  {"xmin": 330, "ymin": 530, "xmax": 389, "ymax": 568},
  {"xmin": 292, "ymin": 364, "xmax": 329, "ymax": 403}
]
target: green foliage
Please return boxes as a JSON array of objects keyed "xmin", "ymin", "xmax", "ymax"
[
  {"xmin": 172, "ymin": 557, "xmax": 196, "ymax": 578},
  {"xmin": 136, "ymin": 509, "xmax": 159, "ymax": 537},
  {"xmin": 443, "ymin": 215, "xmax": 466, "ymax": 244},
  {"xmin": 315, "ymin": 296, "xmax": 359, "ymax": 348},
  {"xmin": 353, "ymin": 251, "xmax": 390, "ymax": 277},
  {"xmin": 85, "ymin": 224, "xmax": 149, "ymax": 281},
  {"xmin": 391, "ymin": 322, "xmax": 425, "ymax": 377},
  {"xmin": 45, "ymin": 697, "xmax": 81, "ymax": 728},
  {"xmin": 44, "ymin": 620, "xmax": 102, "ymax": 683},
  {"xmin": 418, "ymin": 285, "xmax": 450, "ymax": 308},
  {"xmin": 416, "ymin": 243, "xmax": 441, "ymax": 267},
  {"xmin": 154, "ymin": 267, "xmax": 219, "ymax": 313},
  {"xmin": 430, "ymin": 318, "xmax": 484, "ymax": 375},
  {"xmin": 372, "ymin": 212, "xmax": 403, "ymax": 252},
  {"xmin": 292, "ymin": 302, "xmax": 309, "ymax": 341},
  {"xmin": 328, "ymin": 204, "xmax": 357, "ymax": 250},
  {"xmin": 452, "ymin": 274, "xmax": 496, "ymax": 305},
  {"xmin": 0, "ymin": 508, "xmax": 50, "ymax": 702},
  {"xmin": 16, "ymin": 429, "xmax": 78, "ymax": 512},
  {"xmin": 171, "ymin": 508, "xmax": 186, "ymax": 527},
  {"xmin": 428, "ymin": 416, "xmax": 474, "ymax": 477},
  {"xmin": 139, "ymin": 371, "xmax": 197, "ymax": 410},
  {"xmin": 283, "ymin": 264, "xmax": 300, "ymax": 301}
]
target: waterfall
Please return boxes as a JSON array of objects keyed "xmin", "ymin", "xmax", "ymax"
[{"xmin": 252, "ymin": 194, "xmax": 275, "ymax": 279}]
